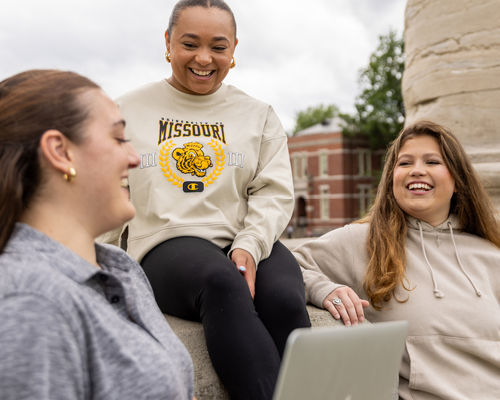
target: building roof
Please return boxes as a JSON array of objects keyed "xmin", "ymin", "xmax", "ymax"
[{"xmin": 295, "ymin": 117, "xmax": 346, "ymax": 136}]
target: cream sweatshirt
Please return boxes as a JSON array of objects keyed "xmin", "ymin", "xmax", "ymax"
[
  {"xmin": 100, "ymin": 80, "xmax": 294, "ymax": 264},
  {"xmin": 293, "ymin": 214, "xmax": 500, "ymax": 400}
]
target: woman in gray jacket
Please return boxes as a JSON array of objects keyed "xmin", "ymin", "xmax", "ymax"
[
  {"xmin": 0, "ymin": 70, "xmax": 194, "ymax": 400},
  {"xmin": 294, "ymin": 120, "xmax": 500, "ymax": 400}
]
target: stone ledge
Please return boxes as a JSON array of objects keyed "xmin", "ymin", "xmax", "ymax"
[{"xmin": 165, "ymin": 305, "xmax": 368, "ymax": 400}]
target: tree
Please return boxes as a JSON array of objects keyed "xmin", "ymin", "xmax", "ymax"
[
  {"xmin": 341, "ymin": 30, "xmax": 405, "ymax": 149},
  {"xmin": 293, "ymin": 104, "xmax": 339, "ymax": 135}
]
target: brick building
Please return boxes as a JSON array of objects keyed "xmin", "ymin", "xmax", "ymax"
[{"xmin": 287, "ymin": 117, "xmax": 384, "ymax": 237}]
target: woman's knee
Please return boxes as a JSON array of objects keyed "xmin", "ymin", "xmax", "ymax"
[
  {"xmin": 259, "ymin": 287, "xmax": 306, "ymax": 316},
  {"xmin": 201, "ymin": 266, "xmax": 248, "ymax": 299}
]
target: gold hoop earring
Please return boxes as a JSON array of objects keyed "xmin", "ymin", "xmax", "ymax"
[
  {"xmin": 63, "ymin": 167, "xmax": 76, "ymax": 183},
  {"xmin": 165, "ymin": 51, "xmax": 171, "ymax": 63},
  {"xmin": 229, "ymin": 57, "xmax": 236, "ymax": 69}
]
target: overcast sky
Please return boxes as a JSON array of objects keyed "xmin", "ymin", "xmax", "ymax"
[{"xmin": 1, "ymin": 0, "xmax": 406, "ymax": 133}]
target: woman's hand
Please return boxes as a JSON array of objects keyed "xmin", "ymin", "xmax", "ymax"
[
  {"xmin": 231, "ymin": 249, "xmax": 256, "ymax": 299},
  {"xmin": 322, "ymin": 287, "xmax": 369, "ymax": 326}
]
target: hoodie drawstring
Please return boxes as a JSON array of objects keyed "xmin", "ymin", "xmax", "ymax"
[
  {"xmin": 416, "ymin": 220, "xmax": 482, "ymax": 298},
  {"xmin": 417, "ymin": 221, "xmax": 445, "ymax": 298},
  {"xmin": 447, "ymin": 222, "xmax": 482, "ymax": 297}
]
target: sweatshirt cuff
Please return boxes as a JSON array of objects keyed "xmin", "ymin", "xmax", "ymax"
[
  {"xmin": 308, "ymin": 279, "xmax": 346, "ymax": 309},
  {"xmin": 229, "ymin": 234, "xmax": 265, "ymax": 269}
]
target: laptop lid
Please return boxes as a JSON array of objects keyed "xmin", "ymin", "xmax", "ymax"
[{"xmin": 272, "ymin": 321, "xmax": 408, "ymax": 400}]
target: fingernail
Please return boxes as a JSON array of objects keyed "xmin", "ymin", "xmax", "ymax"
[
  {"xmin": 359, "ymin": 316, "xmax": 364, "ymax": 322},
  {"xmin": 353, "ymin": 321, "xmax": 358, "ymax": 326},
  {"xmin": 345, "ymin": 321, "xmax": 351, "ymax": 326},
  {"xmin": 238, "ymin": 266, "xmax": 246, "ymax": 272}
]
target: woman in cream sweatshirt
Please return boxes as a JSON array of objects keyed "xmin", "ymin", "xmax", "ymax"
[
  {"xmin": 293, "ymin": 120, "xmax": 500, "ymax": 400},
  {"xmin": 99, "ymin": 1, "xmax": 310, "ymax": 399}
]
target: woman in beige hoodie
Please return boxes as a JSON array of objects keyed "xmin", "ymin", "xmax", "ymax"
[{"xmin": 293, "ymin": 120, "xmax": 500, "ymax": 400}]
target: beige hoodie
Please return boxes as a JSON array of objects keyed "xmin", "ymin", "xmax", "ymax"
[
  {"xmin": 293, "ymin": 214, "xmax": 500, "ymax": 400},
  {"xmin": 101, "ymin": 80, "xmax": 293, "ymax": 264}
]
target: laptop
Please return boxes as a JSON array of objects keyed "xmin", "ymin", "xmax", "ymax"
[{"xmin": 272, "ymin": 321, "xmax": 408, "ymax": 400}]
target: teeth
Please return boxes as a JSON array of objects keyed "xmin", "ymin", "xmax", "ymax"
[
  {"xmin": 192, "ymin": 69, "xmax": 212, "ymax": 76},
  {"xmin": 408, "ymin": 183, "xmax": 432, "ymax": 190},
  {"xmin": 121, "ymin": 178, "xmax": 129, "ymax": 188}
]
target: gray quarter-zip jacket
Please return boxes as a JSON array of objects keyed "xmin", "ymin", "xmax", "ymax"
[{"xmin": 0, "ymin": 223, "xmax": 194, "ymax": 400}]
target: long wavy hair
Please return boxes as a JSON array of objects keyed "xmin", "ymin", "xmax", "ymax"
[{"xmin": 358, "ymin": 119, "xmax": 500, "ymax": 310}]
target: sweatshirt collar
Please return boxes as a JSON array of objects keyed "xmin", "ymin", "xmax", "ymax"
[
  {"xmin": 405, "ymin": 213, "xmax": 461, "ymax": 232},
  {"xmin": 161, "ymin": 79, "xmax": 230, "ymax": 105}
]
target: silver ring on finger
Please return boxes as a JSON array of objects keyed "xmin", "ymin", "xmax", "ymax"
[{"xmin": 332, "ymin": 297, "xmax": 342, "ymax": 306}]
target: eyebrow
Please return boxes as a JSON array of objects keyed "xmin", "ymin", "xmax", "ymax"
[
  {"xmin": 398, "ymin": 152, "xmax": 442, "ymax": 159},
  {"xmin": 180, "ymin": 33, "xmax": 229, "ymax": 42}
]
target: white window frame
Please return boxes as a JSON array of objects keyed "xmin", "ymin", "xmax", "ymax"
[
  {"xmin": 358, "ymin": 184, "xmax": 372, "ymax": 216},
  {"xmin": 358, "ymin": 150, "xmax": 372, "ymax": 176},
  {"xmin": 319, "ymin": 150, "xmax": 328, "ymax": 177},
  {"xmin": 319, "ymin": 184, "xmax": 330, "ymax": 220},
  {"xmin": 292, "ymin": 155, "xmax": 299, "ymax": 178},
  {"xmin": 301, "ymin": 154, "xmax": 308, "ymax": 178}
]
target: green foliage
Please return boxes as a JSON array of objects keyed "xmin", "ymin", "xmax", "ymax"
[
  {"xmin": 340, "ymin": 30, "xmax": 405, "ymax": 149},
  {"xmin": 293, "ymin": 104, "xmax": 339, "ymax": 135}
]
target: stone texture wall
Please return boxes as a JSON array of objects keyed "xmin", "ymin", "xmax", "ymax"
[{"xmin": 403, "ymin": 0, "xmax": 500, "ymax": 205}]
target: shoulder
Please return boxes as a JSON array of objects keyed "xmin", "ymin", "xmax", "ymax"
[
  {"xmin": 224, "ymin": 85, "xmax": 280, "ymax": 122},
  {"xmin": 293, "ymin": 223, "xmax": 369, "ymax": 259},
  {"xmin": 454, "ymin": 230, "xmax": 500, "ymax": 254},
  {"xmin": 1, "ymin": 250, "xmax": 91, "ymax": 336},
  {"xmin": 0, "ymin": 250, "xmax": 63, "ymax": 296},
  {"xmin": 0, "ymin": 287, "xmax": 80, "ymax": 355},
  {"xmin": 116, "ymin": 80, "xmax": 165, "ymax": 106},
  {"xmin": 319, "ymin": 222, "xmax": 369, "ymax": 244},
  {"xmin": 0, "ymin": 293, "xmax": 73, "ymax": 332},
  {"xmin": 225, "ymin": 85, "xmax": 270, "ymax": 109},
  {"xmin": 346, "ymin": 222, "xmax": 370, "ymax": 237}
]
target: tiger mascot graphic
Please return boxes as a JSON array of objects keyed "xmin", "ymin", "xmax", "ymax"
[{"xmin": 172, "ymin": 142, "xmax": 213, "ymax": 177}]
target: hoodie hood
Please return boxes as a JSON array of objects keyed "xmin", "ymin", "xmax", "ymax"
[
  {"xmin": 405, "ymin": 213, "xmax": 482, "ymax": 299},
  {"xmin": 405, "ymin": 213, "xmax": 461, "ymax": 232}
]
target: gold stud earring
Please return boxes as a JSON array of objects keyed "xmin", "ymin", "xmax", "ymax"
[
  {"xmin": 165, "ymin": 51, "xmax": 171, "ymax": 63},
  {"xmin": 229, "ymin": 57, "xmax": 236, "ymax": 69},
  {"xmin": 63, "ymin": 167, "xmax": 76, "ymax": 182}
]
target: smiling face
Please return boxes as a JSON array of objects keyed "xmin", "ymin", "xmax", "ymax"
[
  {"xmin": 71, "ymin": 89, "xmax": 140, "ymax": 236},
  {"xmin": 165, "ymin": 6, "xmax": 237, "ymax": 95},
  {"xmin": 392, "ymin": 135, "xmax": 456, "ymax": 226}
]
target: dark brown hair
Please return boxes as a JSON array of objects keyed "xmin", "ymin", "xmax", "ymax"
[
  {"xmin": 358, "ymin": 119, "xmax": 500, "ymax": 310},
  {"xmin": 0, "ymin": 69, "xmax": 99, "ymax": 253},
  {"xmin": 167, "ymin": 0, "xmax": 237, "ymax": 39}
]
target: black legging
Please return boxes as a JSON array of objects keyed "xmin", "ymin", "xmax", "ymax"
[{"xmin": 141, "ymin": 236, "xmax": 311, "ymax": 400}]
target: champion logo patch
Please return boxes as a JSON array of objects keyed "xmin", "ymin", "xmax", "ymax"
[{"xmin": 183, "ymin": 181, "xmax": 204, "ymax": 193}]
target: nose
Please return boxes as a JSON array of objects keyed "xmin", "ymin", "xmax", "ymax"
[
  {"xmin": 126, "ymin": 142, "xmax": 141, "ymax": 169},
  {"xmin": 195, "ymin": 47, "xmax": 212, "ymax": 66},
  {"xmin": 410, "ymin": 160, "xmax": 426, "ymax": 176}
]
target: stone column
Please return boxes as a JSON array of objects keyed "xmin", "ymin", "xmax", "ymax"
[{"xmin": 403, "ymin": 0, "xmax": 500, "ymax": 206}]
